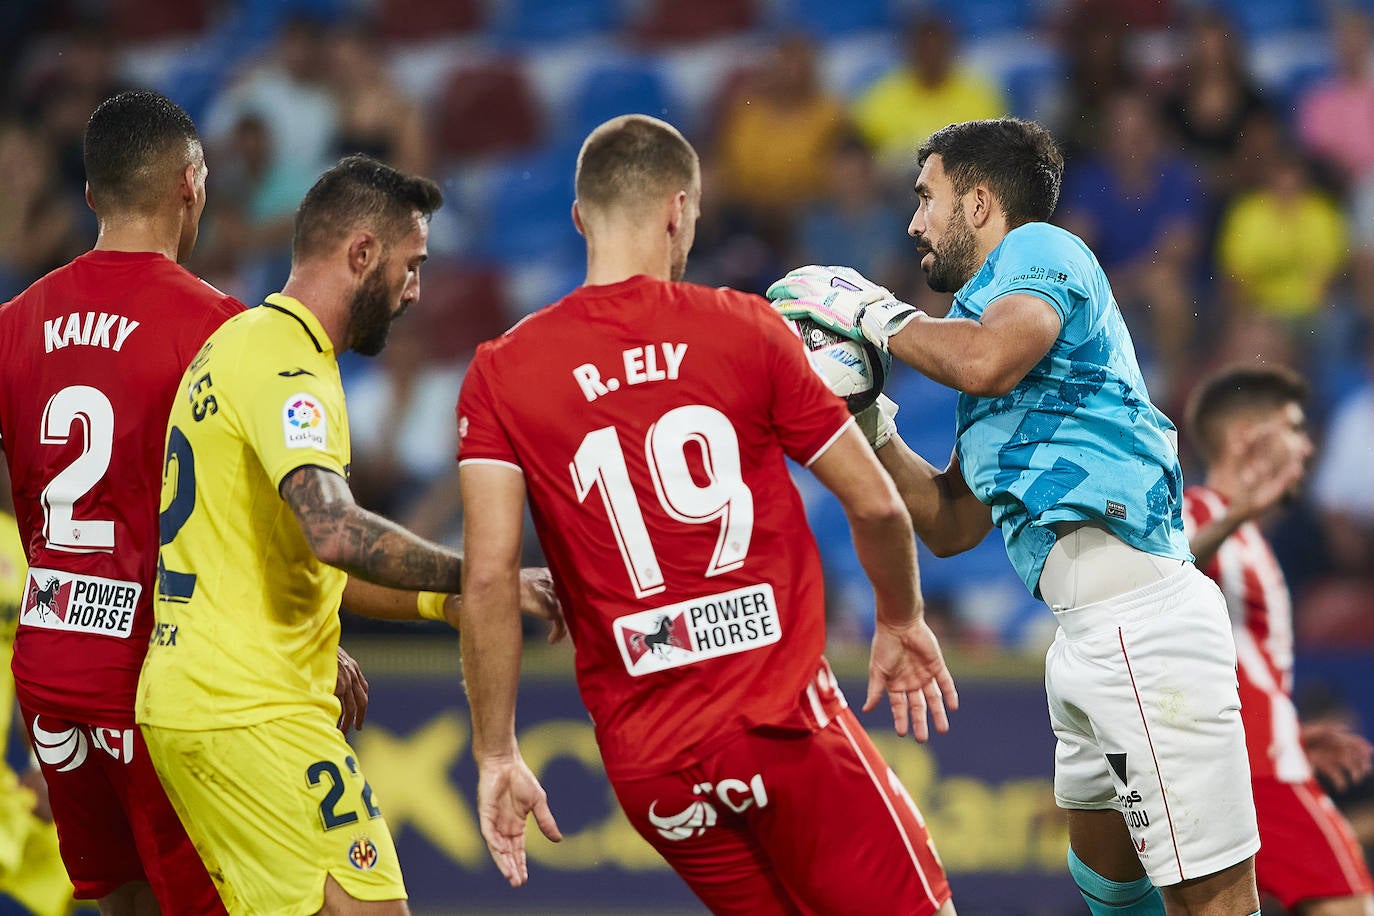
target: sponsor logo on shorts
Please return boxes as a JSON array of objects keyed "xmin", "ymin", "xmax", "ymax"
[
  {"xmin": 647, "ymin": 774, "xmax": 769, "ymax": 842},
  {"xmin": 348, "ymin": 836, "xmax": 379, "ymax": 871},
  {"xmin": 31, "ymin": 716, "xmax": 88, "ymax": 772},
  {"xmin": 30, "ymin": 718, "xmax": 135, "ymax": 771},
  {"xmin": 1106, "ymin": 753, "xmax": 1153, "ymax": 843},
  {"xmin": 1105, "ymin": 500, "xmax": 1128, "ymax": 520},
  {"xmin": 613, "ymin": 584, "xmax": 781, "ymax": 677},
  {"xmin": 648, "ymin": 798, "xmax": 717, "ymax": 841},
  {"xmin": 283, "ymin": 393, "xmax": 327, "ymax": 450},
  {"xmin": 21, "ymin": 568, "xmax": 138, "ymax": 638}
]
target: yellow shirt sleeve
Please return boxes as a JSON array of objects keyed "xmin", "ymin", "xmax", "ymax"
[{"xmin": 240, "ymin": 372, "xmax": 350, "ymax": 490}]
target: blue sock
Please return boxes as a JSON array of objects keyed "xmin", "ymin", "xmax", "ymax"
[{"xmin": 1067, "ymin": 847, "xmax": 1166, "ymax": 914}]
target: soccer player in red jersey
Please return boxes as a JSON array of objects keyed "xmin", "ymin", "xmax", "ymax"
[
  {"xmin": 1185, "ymin": 365, "xmax": 1374, "ymax": 916},
  {"xmin": 0, "ymin": 90, "xmax": 237, "ymax": 916},
  {"xmin": 456, "ymin": 115, "xmax": 958, "ymax": 914}
]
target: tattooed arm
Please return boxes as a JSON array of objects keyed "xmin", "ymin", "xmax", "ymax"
[{"xmin": 280, "ymin": 465, "xmax": 462, "ymax": 592}]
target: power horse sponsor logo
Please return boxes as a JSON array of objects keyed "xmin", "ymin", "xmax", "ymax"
[
  {"xmin": 21, "ymin": 567, "xmax": 138, "ymax": 638},
  {"xmin": 613, "ymin": 584, "xmax": 780, "ymax": 676}
]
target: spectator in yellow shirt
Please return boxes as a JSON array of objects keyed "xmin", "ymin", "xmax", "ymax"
[
  {"xmin": 850, "ymin": 15, "xmax": 1005, "ymax": 175},
  {"xmin": 1217, "ymin": 151, "xmax": 1349, "ymax": 325}
]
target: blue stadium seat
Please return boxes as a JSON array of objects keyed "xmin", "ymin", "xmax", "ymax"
[
  {"xmin": 489, "ymin": 0, "xmax": 624, "ymax": 44},
  {"xmin": 1212, "ymin": 0, "xmax": 1324, "ymax": 36},
  {"xmin": 469, "ymin": 146, "xmax": 583, "ymax": 267},
  {"xmin": 566, "ymin": 61, "xmax": 676, "ymax": 143},
  {"xmin": 781, "ymin": 0, "xmax": 893, "ymax": 37},
  {"xmin": 945, "ymin": 0, "xmax": 1034, "ymax": 37}
]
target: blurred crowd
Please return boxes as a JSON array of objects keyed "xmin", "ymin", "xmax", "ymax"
[{"xmin": 2, "ymin": 0, "xmax": 1373, "ymax": 654}]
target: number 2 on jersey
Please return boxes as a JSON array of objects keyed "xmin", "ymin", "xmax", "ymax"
[
  {"xmin": 39, "ymin": 386, "xmax": 115, "ymax": 552},
  {"xmin": 157, "ymin": 426, "xmax": 197, "ymax": 602},
  {"xmin": 571, "ymin": 404, "xmax": 754, "ymax": 598}
]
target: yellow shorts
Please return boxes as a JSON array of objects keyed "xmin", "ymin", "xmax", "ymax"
[{"xmin": 142, "ymin": 715, "xmax": 405, "ymax": 916}]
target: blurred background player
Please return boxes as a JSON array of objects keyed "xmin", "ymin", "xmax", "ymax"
[
  {"xmin": 136, "ymin": 154, "xmax": 559, "ymax": 916},
  {"xmin": 771, "ymin": 117, "xmax": 1260, "ymax": 915},
  {"xmin": 457, "ymin": 114, "xmax": 956, "ymax": 914},
  {"xmin": 1184, "ymin": 365, "xmax": 1374, "ymax": 915},
  {"xmin": 0, "ymin": 460, "xmax": 74, "ymax": 916},
  {"xmin": 0, "ymin": 89, "xmax": 236, "ymax": 916}
]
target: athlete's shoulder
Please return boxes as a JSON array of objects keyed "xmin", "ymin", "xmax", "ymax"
[{"xmin": 1000, "ymin": 222, "xmax": 1093, "ymax": 265}]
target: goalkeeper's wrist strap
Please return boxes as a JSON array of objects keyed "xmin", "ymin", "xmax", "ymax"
[
  {"xmin": 416, "ymin": 591, "xmax": 448, "ymax": 621},
  {"xmin": 859, "ymin": 301, "xmax": 923, "ymax": 350}
]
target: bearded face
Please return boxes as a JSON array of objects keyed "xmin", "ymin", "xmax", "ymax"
[
  {"xmin": 348, "ymin": 258, "xmax": 403, "ymax": 356},
  {"xmin": 919, "ymin": 202, "xmax": 981, "ymax": 294}
]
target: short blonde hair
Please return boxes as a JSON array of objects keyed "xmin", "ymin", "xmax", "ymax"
[{"xmin": 574, "ymin": 115, "xmax": 699, "ymax": 213}]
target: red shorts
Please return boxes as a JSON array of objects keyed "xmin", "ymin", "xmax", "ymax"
[
  {"xmin": 22, "ymin": 709, "xmax": 225, "ymax": 912},
  {"xmin": 610, "ymin": 706, "xmax": 951, "ymax": 915},
  {"xmin": 1253, "ymin": 776, "xmax": 1373, "ymax": 908}
]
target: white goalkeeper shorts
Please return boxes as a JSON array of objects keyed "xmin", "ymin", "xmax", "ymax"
[{"xmin": 1044, "ymin": 560, "xmax": 1259, "ymax": 886}]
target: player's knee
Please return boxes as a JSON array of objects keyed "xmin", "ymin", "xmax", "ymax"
[{"xmin": 1068, "ymin": 846, "xmax": 1165, "ymax": 915}]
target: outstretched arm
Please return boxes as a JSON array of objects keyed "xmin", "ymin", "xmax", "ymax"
[
  {"xmin": 876, "ymin": 441, "xmax": 993, "ymax": 558},
  {"xmin": 886, "ymin": 293, "xmax": 1061, "ymax": 397},
  {"xmin": 339, "ymin": 575, "xmax": 565, "ymax": 643},
  {"xmin": 809, "ymin": 425, "xmax": 958, "ymax": 741},
  {"xmin": 280, "ymin": 465, "xmax": 462, "ymax": 592},
  {"xmin": 459, "ymin": 462, "xmax": 561, "ymax": 886}
]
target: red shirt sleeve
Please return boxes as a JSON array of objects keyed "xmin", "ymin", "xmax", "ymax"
[
  {"xmin": 456, "ymin": 341, "xmax": 520, "ymax": 468},
  {"xmin": 758, "ymin": 304, "xmax": 853, "ymax": 467}
]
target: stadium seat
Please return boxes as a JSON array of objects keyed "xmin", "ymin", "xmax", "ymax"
[
  {"xmin": 779, "ymin": 0, "xmax": 892, "ymax": 37},
  {"xmin": 1211, "ymin": 0, "xmax": 1324, "ymax": 36},
  {"xmin": 406, "ymin": 261, "xmax": 516, "ymax": 360},
  {"xmin": 488, "ymin": 0, "xmax": 623, "ymax": 44},
  {"xmin": 629, "ymin": 0, "xmax": 757, "ymax": 44},
  {"xmin": 945, "ymin": 0, "xmax": 1035, "ymax": 37},
  {"xmin": 566, "ymin": 61, "xmax": 676, "ymax": 143},
  {"xmin": 109, "ymin": 0, "xmax": 209, "ymax": 40},
  {"xmin": 469, "ymin": 145, "xmax": 583, "ymax": 267},
  {"xmin": 377, "ymin": 0, "xmax": 483, "ymax": 41},
  {"xmin": 437, "ymin": 60, "xmax": 544, "ymax": 160}
]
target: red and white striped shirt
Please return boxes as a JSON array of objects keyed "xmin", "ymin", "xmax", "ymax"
[{"xmin": 1183, "ymin": 485, "xmax": 1308, "ymax": 782}]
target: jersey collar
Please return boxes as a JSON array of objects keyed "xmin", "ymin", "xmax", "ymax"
[{"xmin": 262, "ymin": 293, "xmax": 333, "ymax": 355}]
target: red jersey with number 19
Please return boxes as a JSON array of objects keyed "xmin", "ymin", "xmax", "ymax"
[
  {"xmin": 0, "ymin": 251, "xmax": 244, "ymax": 726},
  {"xmin": 457, "ymin": 275, "xmax": 853, "ymax": 779}
]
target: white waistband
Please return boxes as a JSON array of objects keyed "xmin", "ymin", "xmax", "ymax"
[
  {"xmin": 1038, "ymin": 522, "xmax": 1187, "ymax": 610},
  {"xmin": 1050, "ymin": 565, "xmax": 1205, "ymax": 641}
]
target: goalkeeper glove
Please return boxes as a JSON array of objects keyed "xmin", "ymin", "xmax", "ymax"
[
  {"xmin": 855, "ymin": 394, "xmax": 899, "ymax": 450},
  {"xmin": 767, "ymin": 265, "xmax": 922, "ymax": 353}
]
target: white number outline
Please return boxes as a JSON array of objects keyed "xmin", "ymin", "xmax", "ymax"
[
  {"xmin": 570, "ymin": 405, "xmax": 754, "ymax": 597},
  {"xmin": 40, "ymin": 386, "xmax": 115, "ymax": 553}
]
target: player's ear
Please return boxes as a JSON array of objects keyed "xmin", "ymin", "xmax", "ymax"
[
  {"xmin": 84, "ymin": 183, "xmax": 96, "ymax": 214},
  {"xmin": 967, "ymin": 185, "xmax": 994, "ymax": 229},
  {"xmin": 666, "ymin": 189, "xmax": 688, "ymax": 237},
  {"xmin": 346, "ymin": 233, "xmax": 378, "ymax": 277},
  {"xmin": 179, "ymin": 162, "xmax": 199, "ymax": 207},
  {"xmin": 571, "ymin": 200, "xmax": 586, "ymax": 238}
]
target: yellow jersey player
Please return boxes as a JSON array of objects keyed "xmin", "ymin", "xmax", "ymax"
[
  {"xmin": 0, "ymin": 497, "xmax": 75, "ymax": 916},
  {"xmin": 136, "ymin": 155, "xmax": 560, "ymax": 916}
]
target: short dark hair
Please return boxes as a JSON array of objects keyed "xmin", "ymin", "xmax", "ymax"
[
  {"xmin": 917, "ymin": 118, "xmax": 1063, "ymax": 227},
  {"xmin": 575, "ymin": 115, "xmax": 698, "ymax": 213},
  {"xmin": 292, "ymin": 154, "xmax": 444, "ymax": 261},
  {"xmin": 1186, "ymin": 364, "xmax": 1309, "ymax": 462},
  {"xmin": 83, "ymin": 90, "xmax": 201, "ymax": 215}
]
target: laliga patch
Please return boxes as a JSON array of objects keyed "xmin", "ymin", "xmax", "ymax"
[
  {"xmin": 613, "ymin": 584, "xmax": 781, "ymax": 677},
  {"xmin": 21, "ymin": 567, "xmax": 138, "ymax": 638},
  {"xmin": 283, "ymin": 392, "xmax": 328, "ymax": 450}
]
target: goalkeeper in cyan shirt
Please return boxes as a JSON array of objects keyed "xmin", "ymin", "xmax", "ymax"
[{"xmin": 772, "ymin": 116, "xmax": 1262, "ymax": 916}]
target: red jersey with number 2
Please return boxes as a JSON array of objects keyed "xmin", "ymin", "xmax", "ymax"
[
  {"xmin": 457, "ymin": 275, "xmax": 853, "ymax": 779},
  {"xmin": 0, "ymin": 251, "xmax": 244, "ymax": 726}
]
